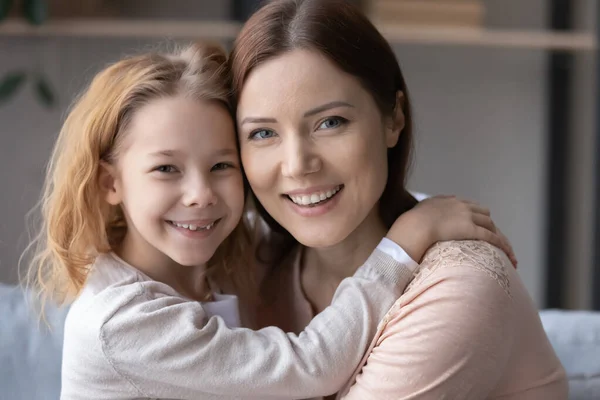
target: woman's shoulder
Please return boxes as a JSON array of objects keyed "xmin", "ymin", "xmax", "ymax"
[
  {"xmin": 376, "ymin": 240, "xmax": 516, "ymax": 344},
  {"xmin": 407, "ymin": 240, "xmax": 512, "ymax": 297}
]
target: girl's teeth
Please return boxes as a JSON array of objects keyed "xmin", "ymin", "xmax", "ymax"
[
  {"xmin": 172, "ymin": 221, "xmax": 215, "ymax": 231},
  {"xmin": 289, "ymin": 186, "xmax": 341, "ymax": 206}
]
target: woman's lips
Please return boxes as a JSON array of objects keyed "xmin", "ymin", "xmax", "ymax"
[{"xmin": 284, "ymin": 185, "xmax": 344, "ymax": 217}]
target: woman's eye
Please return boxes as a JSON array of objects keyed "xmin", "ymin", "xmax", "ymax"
[
  {"xmin": 211, "ymin": 162, "xmax": 234, "ymax": 171},
  {"xmin": 154, "ymin": 165, "xmax": 177, "ymax": 173},
  {"xmin": 250, "ymin": 129, "xmax": 276, "ymax": 140},
  {"xmin": 318, "ymin": 117, "xmax": 347, "ymax": 130}
]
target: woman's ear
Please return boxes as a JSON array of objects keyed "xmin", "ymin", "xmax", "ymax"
[
  {"xmin": 385, "ymin": 91, "xmax": 406, "ymax": 148},
  {"xmin": 98, "ymin": 161, "xmax": 122, "ymax": 206}
]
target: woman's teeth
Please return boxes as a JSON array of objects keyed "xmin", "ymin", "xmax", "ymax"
[
  {"xmin": 288, "ymin": 186, "xmax": 341, "ymax": 206},
  {"xmin": 170, "ymin": 221, "xmax": 216, "ymax": 231}
]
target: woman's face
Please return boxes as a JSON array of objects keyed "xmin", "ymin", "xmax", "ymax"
[{"xmin": 237, "ymin": 49, "xmax": 402, "ymax": 248}]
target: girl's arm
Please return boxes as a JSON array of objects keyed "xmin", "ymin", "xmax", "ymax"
[
  {"xmin": 341, "ymin": 240, "xmax": 516, "ymax": 400},
  {"xmin": 89, "ymin": 196, "xmax": 511, "ymax": 399},
  {"xmin": 98, "ymin": 247, "xmax": 412, "ymax": 399}
]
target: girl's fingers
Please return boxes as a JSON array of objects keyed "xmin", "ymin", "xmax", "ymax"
[
  {"xmin": 466, "ymin": 207, "xmax": 518, "ymax": 269},
  {"xmin": 474, "ymin": 227, "xmax": 508, "ymax": 256},
  {"xmin": 475, "ymin": 225, "xmax": 519, "ymax": 269},
  {"xmin": 473, "ymin": 221, "xmax": 518, "ymax": 269},
  {"xmin": 495, "ymin": 227, "xmax": 518, "ymax": 268},
  {"xmin": 471, "ymin": 213, "xmax": 495, "ymax": 233},
  {"xmin": 467, "ymin": 202, "xmax": 491, "ymax": 217}
]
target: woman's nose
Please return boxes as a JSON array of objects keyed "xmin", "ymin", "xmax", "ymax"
[{"xmin": 281, "ymin": 137, "xmax": 322, "ymax": 179}]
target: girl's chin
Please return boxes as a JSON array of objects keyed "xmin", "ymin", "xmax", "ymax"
[{"xmin": 168, "ymin": 249, "xmax": 215, "ymax": 267}]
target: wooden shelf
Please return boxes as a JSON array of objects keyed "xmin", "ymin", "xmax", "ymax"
[
  {"xmin": 378, "ymin": 24, "xmax": 596, "ymax": 51},
  {"xmin": 0, "ymin": 19, "xmax": 595, "ymax": 51},
  {"xmin": 0, "ymin": 19, "xmax": 241, "ymax": 41}
]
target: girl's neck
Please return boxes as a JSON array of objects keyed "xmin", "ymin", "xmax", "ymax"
[{"xmin": 117, "ymin": 233, "xmax": 210, "ymax": 302}]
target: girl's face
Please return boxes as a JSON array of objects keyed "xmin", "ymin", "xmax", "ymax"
[
  {"xmin": 236, "ymin": 49, "xmax": 402, "ymax": 248},
  {"xmin": 103, "ymin": 96, "xmax": 244, "ymax": 269}
]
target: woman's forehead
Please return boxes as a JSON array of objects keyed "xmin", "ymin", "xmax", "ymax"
[{"xmin": 237, "ymin": 50, "xmax": 368, "ymax": 117}]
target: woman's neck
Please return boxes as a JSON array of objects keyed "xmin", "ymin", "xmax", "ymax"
[{"xmin": 301, "ymin": 207, "xmax": 387, "ymax": 312}]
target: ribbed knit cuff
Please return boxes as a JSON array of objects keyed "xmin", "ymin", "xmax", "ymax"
[{"xmin": 355, "ymin": 248, "xmax": 414, "ymax": 289}]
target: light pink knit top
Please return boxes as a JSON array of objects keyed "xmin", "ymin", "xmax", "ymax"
[{"xmin": 256, "ymin": 240, "xmax": 568, "ymax": 400}]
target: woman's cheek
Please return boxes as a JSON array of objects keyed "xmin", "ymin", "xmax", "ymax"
[{"xmin": 242, "ymin": 147, "xmax": 274, "ymax": 191}]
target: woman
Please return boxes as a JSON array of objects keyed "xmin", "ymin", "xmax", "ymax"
[{"xmin": 230, "ymin": 0, "xmax": 568, "ymax": 398}]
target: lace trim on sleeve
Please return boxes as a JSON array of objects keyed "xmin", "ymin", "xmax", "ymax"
[{"xmin": 408, "ymin": 240, "xmax": 511, "ymax": 297}]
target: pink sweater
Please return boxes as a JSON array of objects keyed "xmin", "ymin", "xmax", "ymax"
[{"xmin": 256, "ymin": 240, "xmax": 568, "ymax": 399}]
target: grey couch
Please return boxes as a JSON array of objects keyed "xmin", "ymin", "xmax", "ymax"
[
  {"xmin": 1, "ymin": 284, "xmax": 67, "ymax": 400},
  {"xmin": 1, "ymin": 283, "xmax": 599, "ymax": 399},
  {"xmin": 540, "ymin": 310, "xmax": 600, "ymax": 399}
]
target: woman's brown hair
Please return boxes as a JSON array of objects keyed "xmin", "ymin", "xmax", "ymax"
[{"xmin": 230, "ymin": 0, "xmax": 418, "ymax": 270}]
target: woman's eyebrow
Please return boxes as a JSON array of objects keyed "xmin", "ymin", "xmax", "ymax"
[
  {"xmin": 240, "ymin": 117, "xmax": 277, "ymax": 126},
  {"xmin": 303, "ymin": 101, "xmax": 355, "ymax": 118},
  {"xmin": 239, "ymin": 101, "xmax": 354, "ymax": 126}
]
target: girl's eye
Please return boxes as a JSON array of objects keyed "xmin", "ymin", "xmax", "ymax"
[
  {"xmin": 211, "ymin": 162, "xmax": 234, "ymax": 171},
  {"xmin": 249, "ymin": 129, "xmax": 276, "ymax": 140},
  {"xmin": 154, "ymin": 165, "xmax": 177, "ymax": 173},
  {"xmin": 318, "ymin": 117, "xmax": 347, "ymax": 130}
]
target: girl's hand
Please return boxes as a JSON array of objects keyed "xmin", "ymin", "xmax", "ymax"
[{"xmin": 386, "ymin": 195, "xmax": 517, "ymax": 267}]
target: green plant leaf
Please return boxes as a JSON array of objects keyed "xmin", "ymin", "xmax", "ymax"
[
  {"xmin": 0, "ymin": 71, "xmax": 27, "ymax": 104},
  {"xmin": 23, "ymin": 0, "xmax": 47, "ymax": 25},
  {"xmin": 34, "ymin": 75, "xmax": 55, "ymax": 108},
  {"xmin": 0, "ymin": 0, "xmax": 15, "ymax": 22}
]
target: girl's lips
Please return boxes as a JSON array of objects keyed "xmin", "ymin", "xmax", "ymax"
[
  {"xmin": 168, "ymin": 219, "xmax": 218, "ymax": 226},
  {"xmin": 167, "ymin": 218, "xmax": 221, "ymax": 239}
]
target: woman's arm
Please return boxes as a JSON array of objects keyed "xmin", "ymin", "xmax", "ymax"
[{"xmin": 341, "ymin": 240, "xmax": 516, "ymax": 400}]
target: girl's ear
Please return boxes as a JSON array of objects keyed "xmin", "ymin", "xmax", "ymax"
[{"xmin": 98, "ymin": 161, "xmax": 122, "ymax": 206}]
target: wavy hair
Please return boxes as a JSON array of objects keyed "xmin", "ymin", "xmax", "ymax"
[{"xmin": 24, "ymin": 42, "xmax": 252, "ymax": 308}]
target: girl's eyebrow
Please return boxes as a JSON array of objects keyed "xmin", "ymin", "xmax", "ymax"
[
  {"xmin": 213, "ymin": 148, "xmax": 237, "ymax": 156},
  {"xmin": 149, "ymin": 149, "xmax": 237, "ymax": 157},
  {"xmin": 149, "ymin": 149, "xmax": 182, "ymax": 157}
]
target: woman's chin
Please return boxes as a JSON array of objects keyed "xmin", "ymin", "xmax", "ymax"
[{"xmin": 288, "ymin": 229, "xmax": 348, "ymax": 249}]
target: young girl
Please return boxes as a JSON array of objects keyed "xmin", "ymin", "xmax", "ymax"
[{"xmin": 26, "ymin": 42, "xmax": 515, "ymax": 400}]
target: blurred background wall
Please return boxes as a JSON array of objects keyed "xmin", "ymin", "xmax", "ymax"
[{"xmin": 0, "ymin": 0, "xmax": 596, "ymax": 309}]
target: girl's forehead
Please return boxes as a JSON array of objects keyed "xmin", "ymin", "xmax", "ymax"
[{"xmin": 122, "ymin": 96, "xmax": 237, "ymax": 156}]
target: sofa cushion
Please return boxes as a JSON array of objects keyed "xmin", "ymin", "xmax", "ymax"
[
  {"xmin": 0, "ymin": 283, "xmax": 68, "ymax": 400},
  {"xmin": 540, "ymin": 309, "xmax": 600, "ymax": 400}
]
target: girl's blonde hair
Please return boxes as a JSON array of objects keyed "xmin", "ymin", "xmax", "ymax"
[{"xmin": 24, "ymin": 42, "xmax": 252, "ymax": 308}]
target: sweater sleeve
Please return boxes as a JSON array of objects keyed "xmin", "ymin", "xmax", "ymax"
[
  {"xmin": 341, "ymin": 240, "xmax": 516, "ymax": 400},
  {"xmin": 100, "ymin": 247, "xmax": 413, "ymax": 399}
]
